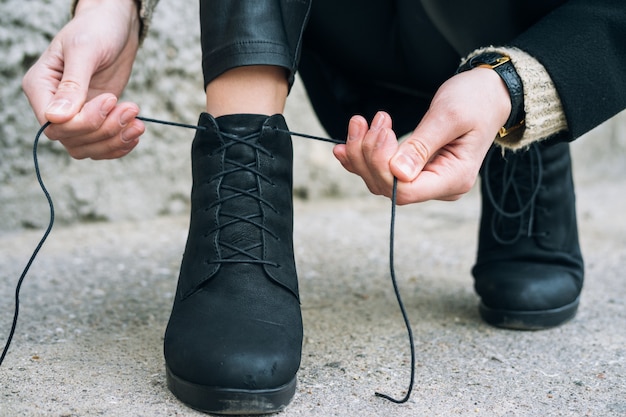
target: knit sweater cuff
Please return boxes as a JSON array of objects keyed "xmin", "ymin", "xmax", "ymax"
[
  {"xmin": 71, "ymin": 0, "xmax": 158, "ymax": 44},
  {"xmin": 462, "ymin": 46, "xmax": 569, "ymax": 150}
]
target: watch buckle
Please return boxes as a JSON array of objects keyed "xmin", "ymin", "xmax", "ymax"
[{"xmin": 498, "ymin": 119, "xmax": 525, "ymax": 138}]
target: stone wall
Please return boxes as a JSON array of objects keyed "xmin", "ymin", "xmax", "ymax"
[{"xmin": 1, "ymin": 0, "xmax": 625, "ymax": 232}]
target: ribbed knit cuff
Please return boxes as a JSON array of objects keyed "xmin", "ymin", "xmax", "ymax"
[
  {"xmin": 71, "ymin": 0, "xmax": 159, "ymax": 44},
  {"xmin": 462, "ymin": 46, "xmax": 569, "ymax": 150}
]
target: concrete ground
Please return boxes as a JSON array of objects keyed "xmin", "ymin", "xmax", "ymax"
[{"xmin": 1, "ymin": 155, "xmax": 626, "ymax": 416}]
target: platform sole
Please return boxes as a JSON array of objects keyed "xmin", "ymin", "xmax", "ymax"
[
  {"xmin": 166, "ymin": 366, "xmax": 297, "ymax": 415},
  {"xmin": 479, "ymin": 297, "xmax": 580, "ymax": 330}
]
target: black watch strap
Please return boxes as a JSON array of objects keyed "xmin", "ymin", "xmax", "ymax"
[{"xmin": 457, "ymin": 52, "xmax": 525, "ymax": 137}]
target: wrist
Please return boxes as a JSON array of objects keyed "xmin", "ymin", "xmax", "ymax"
[
  {"xmin": 474, "ymin": 67, "xmax": 512, "ymax": 132},
  {"xmin": 74, "ymin": 0, "xmax": 141, "ymax": 36},
  {"xmin": 75, "ymin": 0, "xmax": 138, "ymax": 11},
  {"xmin": 457, "ymin": 52, "xmax": 525, "ymax": 138},
  {"xmin": 74, "ymin": 0, "xmax": 140, "ymax": 20}
]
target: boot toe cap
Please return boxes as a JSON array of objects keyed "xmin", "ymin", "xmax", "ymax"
[
  {"xmin": 164, "ymin": 312, "xmax": 301, "ymax": 390},
  {"xmin": 473, "ymin": 262, "xmax": 583, "ymax": 329}
]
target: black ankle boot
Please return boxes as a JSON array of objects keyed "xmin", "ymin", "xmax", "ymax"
[
  {"xmin": 472, "ymin": 141, "xmax": 584, "ymax": 330},
  {"xmin": 164, "ymin": 113, "xmax": 302, "ymax": 414}
]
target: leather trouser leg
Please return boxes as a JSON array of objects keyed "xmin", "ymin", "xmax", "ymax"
[{"xmin": 200, "ymin": 0, "xmax": 311, "ymax": 88}]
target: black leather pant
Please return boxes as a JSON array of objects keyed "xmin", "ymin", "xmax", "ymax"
[{"xmin": 200, "ymin": 0, "xmax": 566, "ymax": 138}]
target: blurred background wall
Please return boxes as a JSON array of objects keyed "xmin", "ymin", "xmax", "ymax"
[{"xmin": 2, "ymin": 0, "xmax": 625, "ymax": 232}]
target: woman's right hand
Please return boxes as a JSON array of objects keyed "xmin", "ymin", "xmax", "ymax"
[
  {"xmin": 22, "ymin": 0, "xmax": 145, "ymax": 160},
  {"xmin": 333, "ymin": 67, "xmax": 511, "ymax": 204}
]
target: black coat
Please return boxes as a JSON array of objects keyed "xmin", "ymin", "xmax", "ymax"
[
  {"xmin": 298, "ymin": 0, "xmax": 625, "ymax": 141},
  {"xmin": 403, "ymin": 0, "xmax": 626, "ymax": 142},
  {"xmin": 510, "ymin": 0, "xmax": 626, "ymax": 141}
]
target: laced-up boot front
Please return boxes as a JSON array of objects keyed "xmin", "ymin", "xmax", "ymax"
[
  {"xmin": 164, "ymin": 113, "xmax": 302, "ymax": 414},
  {"xmin": 472, "ymin": 141, "xmax": 584, "ymax": 330}
]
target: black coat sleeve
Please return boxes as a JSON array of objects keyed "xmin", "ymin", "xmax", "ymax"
[{"xmin": 510, "ymin": 0, "xmax": 626, "ymax": 140}]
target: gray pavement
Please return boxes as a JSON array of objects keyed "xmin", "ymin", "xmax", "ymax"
[{"xmin": 1, "ymin": 175, "xmax": 626, "ymax": 416}]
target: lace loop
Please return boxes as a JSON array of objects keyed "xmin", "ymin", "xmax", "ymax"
[{"xmin": 483, "ymin": 143, "xmax": 543, "ymax": 244}]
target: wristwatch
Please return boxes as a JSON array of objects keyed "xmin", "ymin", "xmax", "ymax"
[{"xmin": 457, "ymin": 52, "xmax": 526, "ymax": 137}]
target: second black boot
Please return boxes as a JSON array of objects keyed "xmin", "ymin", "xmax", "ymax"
[
  {"xmin": 164, "ymin": 113, "xmax": 302, "ymax": 414},
  {"xmin": 472, "ymin": 141, "xmax": 584, "ymax": 330}
]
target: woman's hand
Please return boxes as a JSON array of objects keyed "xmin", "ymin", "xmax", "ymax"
[
  {"xmin": 333, "ymin": 67, "xmax": 511, "ymax": 204},
  {"xmin": 22, "ymin": 0, "xmax": 145, "ymax": 160}
]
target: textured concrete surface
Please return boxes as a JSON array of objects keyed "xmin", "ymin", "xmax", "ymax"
[
  {"xmin": 1, "ymin": 169, "xmax": 625, "ymax": 416},
  {"xmin": 2, "ymin": 0, "xmax": 626, "ymax": 415}
]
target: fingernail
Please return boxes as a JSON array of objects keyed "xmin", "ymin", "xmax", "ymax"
[
  {"xmin": 100, "ymin": 96, "xmax": 117, "ymax": 117},
  {"xmin": 393, "ymin": 154, "xmax": 418, "ymax": 179},
  {"xmin": 121, "ymin": 124, "xmax": 142, "ymax": 143},
  {"xmin": 120, "ymin": 108, "xmax": 136, "ymax": 126},
  {"xmin": 372, "ymin": 112, "xmax": 385, "ymax": 130},
  {"xmin": 347, "ymin": 116, "xmax": 363, "ymax": 141},
  {"xmin": 45, "ymin": 99, "xmax": 73, "ymax": 116}
]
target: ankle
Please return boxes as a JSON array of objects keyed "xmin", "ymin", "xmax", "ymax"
[
  {"xmin": 215, "ymin": 113, "xmax": 269, "ymax": 134},
  {"xmin": 205, "ymin": 66, "xmax": 288, "ymax": 117}
]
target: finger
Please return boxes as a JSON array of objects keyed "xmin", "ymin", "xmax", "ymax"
[
  {"xmin": 44, "ymin": 37, "xmax": 100, "ymax": 123},
  {"xmin": 61, "ymin": 118, "xmax": 144, "ymax": 160},
  {"xmin": 22, "ymin": 53, "xmax": 64, "ymax": 125},
  {"xmin": 361, "ymin": 113, "xmax": 397, "ymax": 170},
  {"xmin": 343, "ymin": 112, "xmax": 388, "ymax": 177},
  {"xmin": 361, "ymin": 127, "xmax": 399, "ymax": 193},
  {"xmin": 44, "ymin": 93, "xmax": 118, "ymax": 141},
  {"xmin": 333, "ymin": 115, "xmax": 368, "ymax": 174},
  {"xmin": 350, "ymin": 128, "xmax": 396, "ymax": 195},
  {"xmin": 337, "ymin": 112, "xmax": 401, "ymax": 196},
  {"xmin": 332, "ymin": 144, "xmax": 350, "ymax": 171},
  {"xmin": 45, "ymin": 96, "xmax": 143, "ymax": 160},
  {"xmin": 395, "ymin": 170, "xmax": 467, "ymax": 204}
]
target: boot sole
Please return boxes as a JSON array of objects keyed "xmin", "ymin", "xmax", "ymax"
[
  {"xmin": 166, "ymin": 365, "xmax": 296, "ymax": 415},
  {"xmin": 479, "ymin": 297, "xmax": 580, "ymax": 330}
]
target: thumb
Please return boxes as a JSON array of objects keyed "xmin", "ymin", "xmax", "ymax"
[
  {"xmin": 44, "ymin": 45, "xmax": 98, "ymax": 123},
  {"xmin": 389, "ymin": 136, "xmax": 432, "ymax": 182},
  {"xmin": 390, "ymin": 108, "xmax": 468, "ymax": 182}
]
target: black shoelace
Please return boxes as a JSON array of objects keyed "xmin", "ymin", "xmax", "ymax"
[
  {"xmin": 483, "ymin": 143, "xmax": 544, "ymax": 244},
  {"xmin": 0, "ymin": 116, "xmax": 415, "ymax": 404},
  {"xmin": 206, "ymin": 130, "xmax": 280, "ymax": 267}
]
